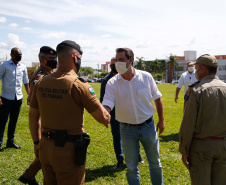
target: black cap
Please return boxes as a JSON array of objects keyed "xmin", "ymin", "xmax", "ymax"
[
  {"xmin": 56, "ymin": 40, "xmax": 83, "ymax": 55},
  {"xmin": 40, "ymin": 46, "xmax": 56, "ymax": 55}
]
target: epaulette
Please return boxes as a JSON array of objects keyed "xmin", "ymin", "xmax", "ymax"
[
  {"xmin": 188, "ymin": 81, "xmax": 200, "ymax": 88},
  {"xmin": 78, "ymin": 77, "xmax": 88, "ymax": 83}
]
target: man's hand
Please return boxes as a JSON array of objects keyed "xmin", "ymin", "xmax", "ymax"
[
  {"xmin": 0, "ymin": 98, "xmax": 2, "ymax": 106},
  {"xmin": 34, "ymin": 145, "xmax": 39, "ymax": 159},
  {"xmin": 182, "ymin": 153, "xmax": 190, "ymax": 170},
  {"xmin": 156, "ymin": 120, "xmax": 165, "ymax": 135},
  {"xmin": 175, "ymin": 96, "xmax": 178, "ymax": 103}
]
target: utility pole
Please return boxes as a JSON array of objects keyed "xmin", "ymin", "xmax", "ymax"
[{"xmin": 97, "ymin": 63, "xmax": 99, "ymax": 79}]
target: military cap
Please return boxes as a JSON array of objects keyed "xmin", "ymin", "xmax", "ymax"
[
  {"xmin": 40, "ymin": 46, "xmax": 56, "ymax": 55},
  {"xmin": 195, "ymin": 54, "xmax": 218, "ymax": 67},
  {"xmin": 56, "ymin": 40, "xmax": 83, "ymax": 55}
]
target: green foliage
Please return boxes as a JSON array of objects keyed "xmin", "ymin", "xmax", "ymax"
[
  {"xmin": 0, "ymin": 83, "xmax": 190, "ymax": 184},
  {"xmin": 134, "ymin": 57, "xmax": 145, "ymax": 70},
  {"xmin": 153, "ymin": 73, "xmax": 163, "ymax": 80},
  {"xmin": 99, "ymin": 71, "xmax": 109, "ymax": 78},
  {"xmin": 80, "ymin": 67, "xmax": 94, "ymax": 77}
]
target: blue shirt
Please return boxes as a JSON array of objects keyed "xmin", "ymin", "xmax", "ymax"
[{"xmin": 0, "ymin": 59, "xmax": 29, "ymax": 100}]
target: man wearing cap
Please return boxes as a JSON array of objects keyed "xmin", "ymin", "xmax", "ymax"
[
  {"xmin": 179, "ymin": 54, "xmax": 226, "ymax": 185},
  {"xmin": 102, "ymin": 48, "xmax": 164, "ymax": 185},
  {"xmin": 18, "ymin": 46, "xmax": 57, "ymax": 185},
  {"xmin": 175, "ymin": 61, "xmax": 197, "ymax": 103},
  {"xmin": 0, "ymin": 47, "xmax": 29, "ymax": 149},
  {"xmin": 29, "ymin": 40, "xmax": 110, "ymax": 185}
]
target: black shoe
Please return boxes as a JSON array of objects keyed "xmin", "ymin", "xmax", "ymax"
[
  {"xmin": 18, "ymin": 176, "xmax": 41, "ymax": 185},
  {"xmin": 138, "ymin": 154, "xmax": 144, "ymax": 164},
  {"xmin": 6, "ymin": 142, "xmax": 21, "ymax": 149},
  {"xmin": 114, "ymin": 161, "xmax": 123, "ymax": 170}
]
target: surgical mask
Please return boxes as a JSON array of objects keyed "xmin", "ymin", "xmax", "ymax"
[
  {"xmin": 46, "ymin": 59, "xmax": 57, "ymax": 69},
  {"xmin": 74, "ymin": 56, "xmax": 81, "ymax": 73},
  {"xmin": 15, "ymin": 55, "xmax": 22, "ymax": 62},
  {"xmin": 115, "ymin": 61, "xmax": 128, "ymax": 74},
  {"xmin": 188, "ymin": 66, "xmax": 194, "ymax": 72}
]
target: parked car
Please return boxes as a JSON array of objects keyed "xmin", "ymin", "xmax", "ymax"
[
  {"xmin": 171, "ymin": 80, "xmax": 178, "ymax": 85},
  {"xmin": 88, "ymin": 79, "xmax": 94, "ymax": 83}
]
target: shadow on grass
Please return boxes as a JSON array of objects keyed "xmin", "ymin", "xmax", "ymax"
[
  {"xmin": 159, "ymin": 133, "xmax": 179, "ymax": 142},
  {"xmin": 85, "ymin": 164, "xmax": 126, "ymax": 182}
]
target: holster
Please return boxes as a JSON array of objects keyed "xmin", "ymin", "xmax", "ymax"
[{"xmin": 74, "ymin": 133, "xmax": 90, "ymax": 166}]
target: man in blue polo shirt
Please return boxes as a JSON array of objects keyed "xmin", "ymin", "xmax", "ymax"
[{"xmin": 0, "ymin": 47, "xmax": 29, "ymax": 149}]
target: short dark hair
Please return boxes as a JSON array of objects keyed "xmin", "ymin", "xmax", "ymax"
[
  {"xmin": 200, "ymin": 64, "xmax": 217, "ymax": 74},
  {"xmin": 116, "ymin": 48, "xmax": 134, "ymax": 62}
]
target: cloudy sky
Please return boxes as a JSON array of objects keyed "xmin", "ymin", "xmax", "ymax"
[{"xmin": 0, "ymin": 0, "xmax": 226, "ymax": 68}]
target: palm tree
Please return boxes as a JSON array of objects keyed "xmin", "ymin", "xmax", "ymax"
[
  {"xmin": 167, "ymin": 54, "xmax": 179, "ymax": 83},
  {"xmin": 134, "ymin": 57, "xmax": 145, "ymax": 70}
]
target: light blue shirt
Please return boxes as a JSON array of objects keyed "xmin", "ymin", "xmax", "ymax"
[{"xmin": 0, "ymin": 59, "xmax": 29, "ymax": 100}]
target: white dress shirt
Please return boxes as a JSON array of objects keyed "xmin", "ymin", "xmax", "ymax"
[
  {"xmin": 102, "ymin": 69, "xmax": 162, "ymax": 124},
  {"xmin": 177, "ymin": 71, "xmax": 197, "ymax": 94}
]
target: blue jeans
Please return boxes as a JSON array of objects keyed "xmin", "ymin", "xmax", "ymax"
[
  {"xmin": 0, "ymin": 97, "xmax": 23, "ymax": 144},
  {"xmin": 120, "ymin": 119, "xmax": 163, "ymax": 185},
  {"xmin": 111, "ymin": 120, "xmax": 124, "ymax": 162}
]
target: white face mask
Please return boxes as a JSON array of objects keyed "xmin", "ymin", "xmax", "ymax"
[
  {"xmin": 188, "ymin": 66, "xmax": 194, "ymax": 72},
  {"xmin": 115, "ymin": 61, "xmax": 128, "ymax": 74}
]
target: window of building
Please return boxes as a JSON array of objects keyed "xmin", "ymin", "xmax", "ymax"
[
  {"xmin": 178, "ymin": 66, "xmax": 184, "ymax": 71},
  {"xmin": 219, "ymin": 66, "xmax": 226, "ymax": 70}
]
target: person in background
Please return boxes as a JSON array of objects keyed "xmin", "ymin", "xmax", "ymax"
[
  {"xmin": 175, "ymin": 61, "xmax": 197, "ymax": 103},
  {"xmin": 0, "ymin": 47, "xmax": 29, "ymax": 149},
  {"xmin": 19, "ymin": 46, "xmax": 57, "ymax": 185}
]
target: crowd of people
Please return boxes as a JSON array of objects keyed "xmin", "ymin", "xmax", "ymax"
[{"xmin": 0, "ymin": 41, "xmax": 226, "ymax": 185}]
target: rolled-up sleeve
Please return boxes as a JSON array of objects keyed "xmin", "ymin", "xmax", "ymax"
[
  {"xmin": 149, "ymin": 75, "xmax": 162, "ymax": 100},
  {"xmin": 177, "ymin": 75, "xmax": 184, "ymax": 89},
  {"xmin": 0, "ymin": 63, "xmax": 5, "ymax": 80}
]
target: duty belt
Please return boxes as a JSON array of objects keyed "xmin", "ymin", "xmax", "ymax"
[
  {"xmin": 195, "ymin": 136, "xmax": 225, "ymax": 140},
  {"xmin": 122, "ymin": 116, "xmax": 153, "ymax": 126},
  {"xmin": 42, "ymin": 131, "xmax": 82, "ymax": 142}
]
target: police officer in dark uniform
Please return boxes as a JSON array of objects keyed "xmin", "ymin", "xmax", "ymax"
[
  {"xmin": 29, "ymin": 40, "xmax": 110, "ymax": 185},
  {"xmin": 19, "ymin": 46, "xmax": 57, "ymax": 185}
]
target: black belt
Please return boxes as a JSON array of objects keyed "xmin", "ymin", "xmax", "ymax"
[
  {"xmin": 42, "ymin": 131, "xmax": 82, "ymax": 142},
  {"xmin": 123, "ymin": 116, "xmax": 153, "ymax": 126}
]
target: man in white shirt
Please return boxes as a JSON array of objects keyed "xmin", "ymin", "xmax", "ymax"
[
  {"xmin": 102, "ymin": 48, "xmax": 165, "ymax": 185},
  {"xmin": 175, "ymin": 61, "xmax": 197, "ymax": 103}
]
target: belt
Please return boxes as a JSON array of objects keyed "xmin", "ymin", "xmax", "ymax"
[
  {"xmin": 42, "ymin": 131, "xmax": 82, "ymax": 142},
  {"xmin": 195, "ymin": 136, "xmax": 225, "ymax": 140},
  {"xmin": 123, "ymin": 117, "xmax": 153, "ymax": 126}
]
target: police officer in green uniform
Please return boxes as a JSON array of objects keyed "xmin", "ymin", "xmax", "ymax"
[
  {"xmin": 179, "ymin": 54, "xmax": 226, "ymax": 185},
  {"xmin": 29, "ymin": 40, "xmax": 110, "ymax": 185},
  {"xmin": 19, "ymin": 46, "xmax": 57, "ymax": 185}
]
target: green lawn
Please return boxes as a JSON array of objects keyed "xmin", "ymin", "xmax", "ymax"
[{"xmin": 0, "ymin": 83, "xmax": 189, "ymax": 185}]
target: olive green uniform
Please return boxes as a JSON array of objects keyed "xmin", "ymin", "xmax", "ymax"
[
  {"xmin": 30, "ymin": 67, "xmax": 102, "ymax": 185},
  {"xmin": 179, "ymin": 75, "xmax": 226, "ymax": 185}
]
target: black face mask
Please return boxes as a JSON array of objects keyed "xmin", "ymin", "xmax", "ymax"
[
  {"xmin": 15, "ymin": 55, "xmax": 22, "ymax": 62},
  {"xmin": 46, "ymin": 59, "xmax": 57, "ymax": 69},
  {"xmin": 111, "ymin": 64, "xmax": 118, "ymax": 74},
  {"xmin": 74, "ymin": 56, "xmax": 81, "ymax": 73}
]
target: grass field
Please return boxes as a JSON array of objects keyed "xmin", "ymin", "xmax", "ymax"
[{"xmin": 0, "ymin": 83, "xmax": 190, "ymax": 185}]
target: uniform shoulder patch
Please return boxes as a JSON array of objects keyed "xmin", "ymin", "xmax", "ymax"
[
  {"xmin": 184, "ymin": 89, "xmax": 190, "ymax": 101},
  {"xmin": 33, "ymin": 79, "xmax": 38, "ymax": 84},
  {"xmin": 88, "ymin": 87, "xmax": 95, "ymax": 95},
  {"xmin": 189, "ymin": 81, "xmax": 200, "ymax": 88}
]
